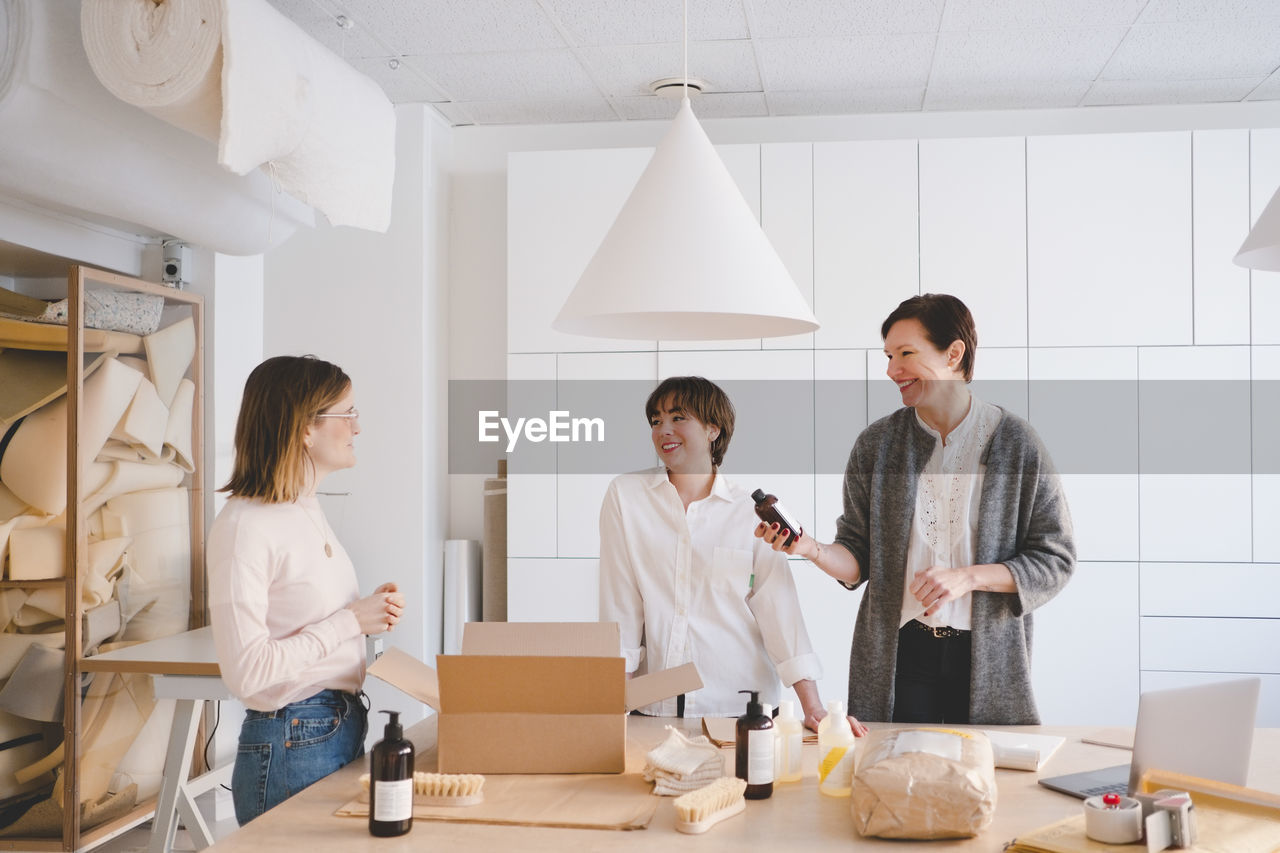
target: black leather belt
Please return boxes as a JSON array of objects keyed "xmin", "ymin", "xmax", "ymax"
[{"xmin": 906, "ymin": 620, "xmax": 970, "ymax": 639}]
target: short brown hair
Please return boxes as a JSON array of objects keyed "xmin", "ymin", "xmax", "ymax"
[
  {"xmin": 221, "ymin": 355, "xmax": 351, "ymax": 503},
  {"xmin": 645, "ymin": 377, "xmax": 735, "ymax": 467},
  {"xmin": 881, "ymin": 293, "xmax": 978, "ymax": 382}
]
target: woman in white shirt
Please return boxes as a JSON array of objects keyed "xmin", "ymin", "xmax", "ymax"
[
  {"xmin": 758, "ymin": 295, "xmax": 1074, "ymax": 725},
  {"xmin": 598, "ymin": 376, "xmax": 834, "ymax": 728},
  {"xmin": 208, "ymin": 356, "xmax": 405, "ymax": 824}
]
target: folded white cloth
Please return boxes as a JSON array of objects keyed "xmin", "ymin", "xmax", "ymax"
[{"xmin": 642, "ymin": 726, "xmax": 725, "ymax": 796}]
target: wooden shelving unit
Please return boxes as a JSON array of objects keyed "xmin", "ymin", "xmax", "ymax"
[{"xmin": 0, "ymin": 265, "xmax": 204, "ymax": 852}]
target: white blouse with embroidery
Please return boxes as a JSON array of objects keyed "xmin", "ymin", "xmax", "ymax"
[{"xmin": 900, "ymin": 395, "xmax": 1002, "ymax": 631}]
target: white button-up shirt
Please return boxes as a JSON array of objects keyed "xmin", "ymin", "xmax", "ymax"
[
  {"xmin": 901, "ymin": 395, "xmax": 1002, "ymax": 631},
  {"xmin": 599, "ymin": 467, "xmax": 822, "ymax": 717}
]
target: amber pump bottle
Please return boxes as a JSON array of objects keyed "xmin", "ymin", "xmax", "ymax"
[
  {"xmin": 752, "ymin": 489, "xmax": 803, "ymax": 548},
  {"xmin": 369, "ymin": 710, "xmax": 414, "ymax": 837},
  {"xmin": 735, "ymin": 689, "xmax": 774, "ymax": 800}
]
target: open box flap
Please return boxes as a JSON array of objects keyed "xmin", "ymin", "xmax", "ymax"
[
  {"xmin": 624, "ymin": 662, "xmax": 702, "ymax": 712},
  {"xmin": 367, "ymin": 646, "xmax": 440, "ymax": 711},
  {"xmin": 462, "ymin": 621, "xmax": 620, "ymax": 657}
]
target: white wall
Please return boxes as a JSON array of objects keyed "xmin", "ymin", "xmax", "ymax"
[
  {"xmin": 263, "ymin": 104, "xmax": 452, "ymax": 727},
  {"xmin": 448, "ymin": 102, "xmax": 1280, "ymax": 726}
]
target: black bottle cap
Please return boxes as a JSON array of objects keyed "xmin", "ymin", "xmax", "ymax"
[
  {"xmin": 751, "ymin": 489, "xmax": 766, "ymax": 503},
  {"xmin": 739, "ymin": 689, "xmax": 763, "ymax": 717},
  {"xmin": 380, "ymin": 709, "xmax": 403, "ymax": 739}
]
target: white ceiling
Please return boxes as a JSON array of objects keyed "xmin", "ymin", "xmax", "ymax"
[{"xmin": 264, "ymin": 0, "xmax": 1280, "ymax": 127}]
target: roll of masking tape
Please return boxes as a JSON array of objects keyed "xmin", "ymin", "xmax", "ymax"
[{"xmin": 1083, "ymin": 795, "xmax": 1144, "ymax": 844}]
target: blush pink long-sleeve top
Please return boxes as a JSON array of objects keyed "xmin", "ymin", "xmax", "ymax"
[{"xmin": 207, "ymin": 495, "xmax": 363, "ymax": 711}]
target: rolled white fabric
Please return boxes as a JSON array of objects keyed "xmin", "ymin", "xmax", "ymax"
[
  {"xmin": 111, "ymin": 377, "xmax": 169, "ymax": 459},
  {"xmin": 81, "ymin": 0, "xmax": 395, "ymax": 232},
  {"xmin": 0, "ymin": 483, "xmax": 26, "ymax": 524},
  {"xmin": 79, "ymin": 0, "xmax": 223, "ymax": 141},
  {"xmin": 106, "ymin": 488, "xmax": 190, "ymax": 641},
  {"xmin": 83, "ymin": 460, "xmax": 185, "ymax": 516},
  {"xmin": 0, "ymin": 358, "xmax": 143, "ymax": 515},
  {"xmin": 8, "ymin": 525, "xmax": 65, "ymax": 581},
  {"xmin": 143, "ymin": 317, "xmax": 195, "ymax": 410},
  {"xmin": 0, "ymin": 0, "xmax": 312, "ymax": 255},
  {"xmin": 0, "ymin": 632, "xmax": 64, "ymax": 681},
  {"xmin": 163, "ymin": 378, "xmax": 196, "ymax": 473}
]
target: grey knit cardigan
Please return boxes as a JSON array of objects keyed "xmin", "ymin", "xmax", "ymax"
[{"xmin": 832, "ymin": 405, "xmax": 1076, "ymax": 725}]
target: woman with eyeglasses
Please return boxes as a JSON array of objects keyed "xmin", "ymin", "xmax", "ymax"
[{"xmin": 208, "ymin": 355, "xmax": 405, "ymax": 824}]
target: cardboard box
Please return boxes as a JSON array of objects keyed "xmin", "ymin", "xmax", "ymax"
[{"xmin": 368, "ymin": 621, "xmax": 702, "ymax": 774}]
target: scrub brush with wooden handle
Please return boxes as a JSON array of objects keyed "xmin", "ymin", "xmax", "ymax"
[
  {"xmin": 673, "ymin": 777, "xmax": 747, "ymax": 834},
  {"xmin": 359, "ymin": 771, "xmax": 485, "ymax": 807}
]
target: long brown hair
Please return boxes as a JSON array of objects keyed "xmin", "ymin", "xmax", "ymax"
[{"xmin": 221, "ymin": 355, "xmax": 351, "ymax": 503}]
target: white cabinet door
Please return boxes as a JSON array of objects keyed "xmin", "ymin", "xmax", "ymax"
[
  {"xmin": 1027, "ymin": 132, "xmax": 1192, "ymax": 348},
  {"xmin": 508, "ymin": 148, "xmax": 655, "ymax": 354},
  {"xmin": 920, "ymin": 136, "xmax": 1027, "ymax": 348},
  {"xmin": 1250, "ymin": 129, "xmax": 1280, "ymax": 345},
  {"xmin": 814, "ymin": 140, "xmax": 919, "ymax": 350},
  {"xmin": 763, "ymin": 142, "xmax": 817, "ymax": 351},
  {"xmin": 1033, "ymin": 562, "xmax": 1139, "ymax": 725},
  {"xmin": 1193, "ymin": 130, "xmax": 1251, "ymax": 345}
]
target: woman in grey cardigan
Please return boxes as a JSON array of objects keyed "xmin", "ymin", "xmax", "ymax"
[{"xmin": 757, "ymin": 294, "xmax": 1074, "ymax": 725}]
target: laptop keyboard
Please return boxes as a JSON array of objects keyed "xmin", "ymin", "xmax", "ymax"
[{"xmin": 1079, "ymin": 782, "xmax": 1127, "ymax": 797}]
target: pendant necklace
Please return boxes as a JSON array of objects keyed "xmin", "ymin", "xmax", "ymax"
[{"xmin": 301, "ymin": 502, "xmax": 334, "ymax": 558}]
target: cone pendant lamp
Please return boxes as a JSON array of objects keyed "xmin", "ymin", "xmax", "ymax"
[
  {"xmin": 552, "ymin": 96, "xmax": 820, "ymax": 340},
  {"xmin": 1235, "ymin": 184, "xmax": 1280, "ymax": 271}
]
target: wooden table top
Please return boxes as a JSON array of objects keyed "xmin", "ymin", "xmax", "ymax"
[{"xmin": 205, "ymin": 715, "xmax": 1280, "ymax": 852}]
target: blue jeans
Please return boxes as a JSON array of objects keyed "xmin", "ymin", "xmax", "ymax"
[{"xmin": 231, "ymin": 689, "xmax": 368, "ymax": 825}]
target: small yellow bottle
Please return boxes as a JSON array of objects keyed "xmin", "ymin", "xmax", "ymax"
[{"xmin": 817, "ymin": 699, "xmax": 855, "ymax": 797}]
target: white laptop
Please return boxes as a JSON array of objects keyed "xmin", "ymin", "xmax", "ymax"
[{"xmin": 1038, "ymin": 677, "xmax": 1260, "ymax": 799}]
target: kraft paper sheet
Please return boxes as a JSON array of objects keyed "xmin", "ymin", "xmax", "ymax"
[{"xmin": 335, "ymin": 771, "xmax": 658, "ymax": 831}]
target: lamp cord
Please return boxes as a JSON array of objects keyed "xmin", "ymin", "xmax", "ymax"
[{"xmin": 682, "ymin": 0, "xmax": 688, "ymax": 101}]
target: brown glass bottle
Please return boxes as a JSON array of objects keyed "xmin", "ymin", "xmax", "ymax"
[
  {"xmin": 752, "ymin": 489, "xmax": 803, "ymax": 548},
  {"xmin": 735, "ymin": 690, "xmax": 774, "ymax": 799},
  {"xmin": 369, "ymin": 710, "xmax": 414, "ymax": 837}
]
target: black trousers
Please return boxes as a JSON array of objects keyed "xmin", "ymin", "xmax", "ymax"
[{"xmin": 891, "ymin": 622, "xmax": 972, "ymax": 724}]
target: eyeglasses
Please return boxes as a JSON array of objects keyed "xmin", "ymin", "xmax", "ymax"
[{"xmin": 316, "ymin": 408, "xmax": 359, "ymax": 421}]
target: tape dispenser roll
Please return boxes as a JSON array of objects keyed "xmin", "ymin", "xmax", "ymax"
[{"xmin": 1083, "ymin": 794, "xmax": 1144, "ymax": 844}]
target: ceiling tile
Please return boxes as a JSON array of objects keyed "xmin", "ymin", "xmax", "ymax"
[
  {"xmin": 931, "ymin": 27, "xmax": 1127, "ymax": 85},
  {"xmin": 1246, "ymin": 68, "xmax": 1280, "ymax": 100},
  {"xmin": 1136, "ymin": 0, "xmax": 1280, "ymax": 24},
  {"xmin": 1101, "ymin": 19, "xmax": 1280, "ymax": 80},
  {"xmin": 411, "ymin": 50, "xmax": 602, "ymax": 102},
  {"xmin": 1082, "ymin": 78, "xmax": 1263, "ymax": 106},
  {"xmin": 767, "ymin": 88, "xmax": 925, "ymax": 115},
  {"xmin": 347, "ymin": 57, "xmax": 449, "ymax": 103},
  {"xmin": 541, "ymin": 0, "xmax": 749, "ymax": 46},
  {"xmin": 266, "ymin": 0, "xmax": 388, "ymax": 58},
  {"xmin": 755, "ymin": 34, "xmax": 936, "ymax": 90},
  {"xmin": 443, "ymin": 98, "xmax": 621, "ymax": 125},
  {"xmin": 939, "ymin": 0, "xmax": 1147, "ymax": 30},
  {"xmin": 613, "ymin": 92, "xmax": 769, "ymax": 120},
  {"xmin": 578, "ymin": 40, "xmax": 761, "ymax": 97},
  {"xmin": 336, "ymin": 0, "xmax": 566, "ymax": 55},
  {"xmin": 923, "ymin": 81, "xmax": 1091, "ymax": 110},
  {"xmin": 747, "ymin": 0, "xmax": 944, "ymax": 37}
]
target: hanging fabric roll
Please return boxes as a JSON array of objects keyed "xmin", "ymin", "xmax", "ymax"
[{"xmin": 80, "ymin": 0, "xmax": 396, "ymax": 232}]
